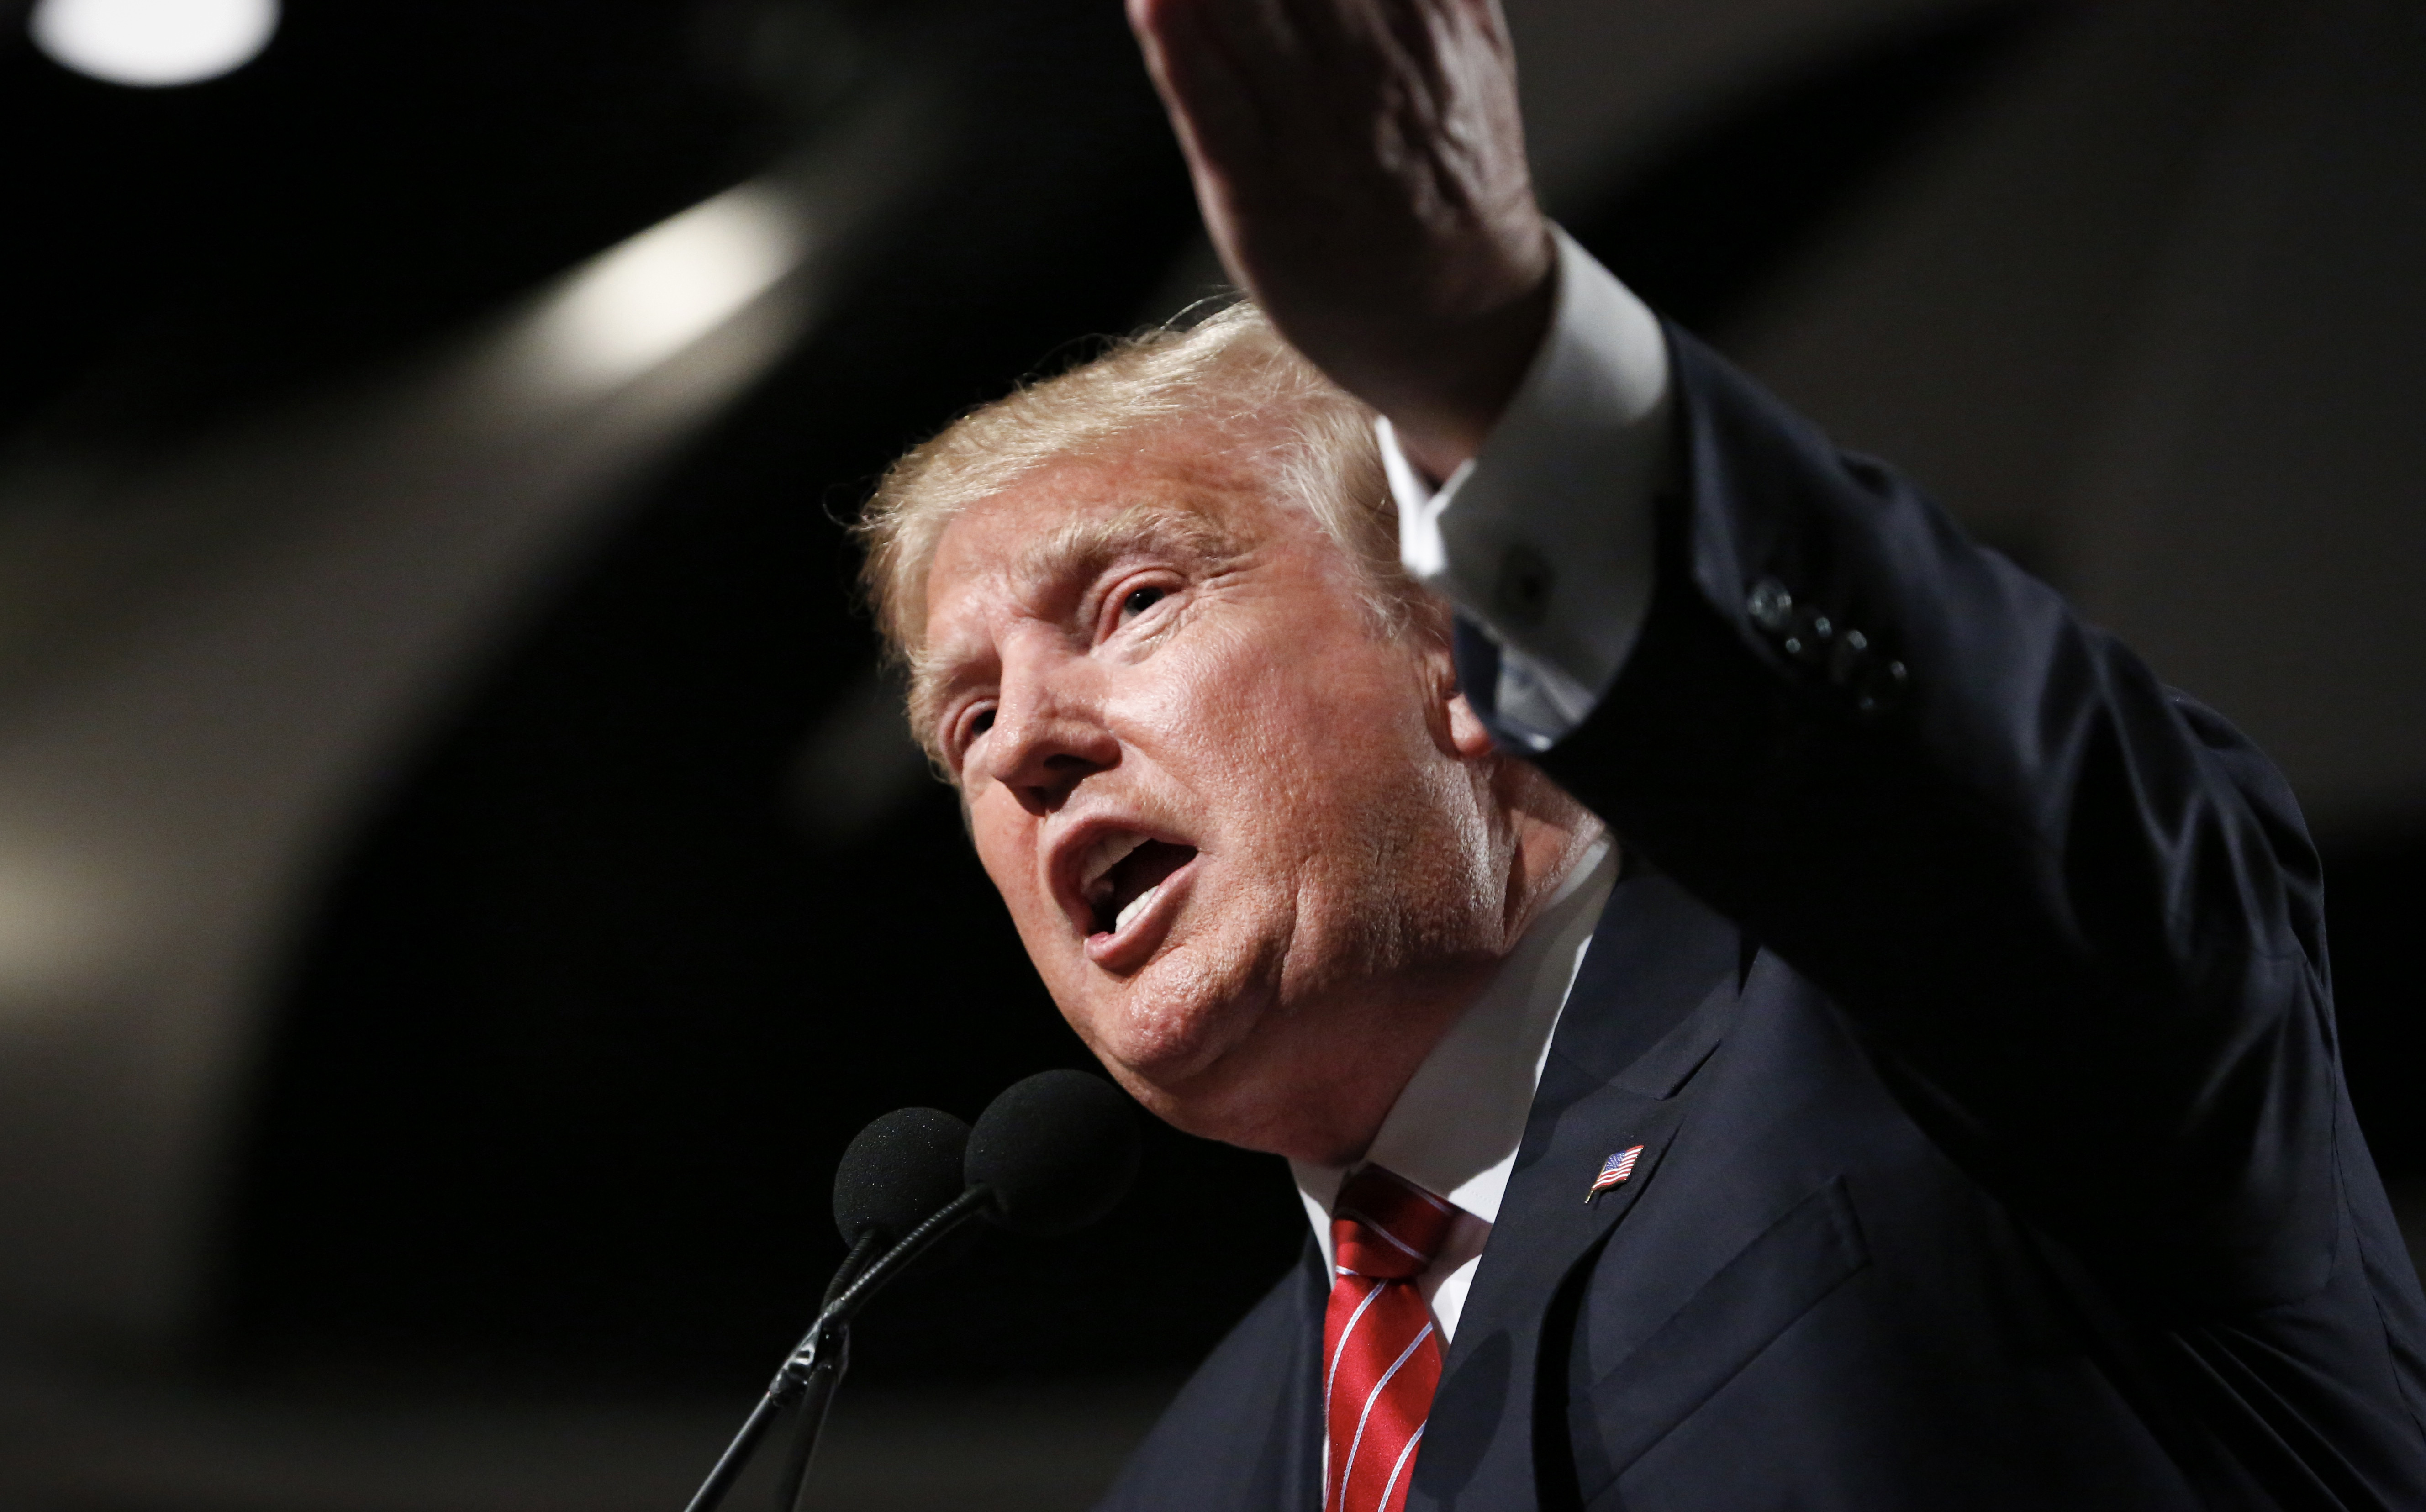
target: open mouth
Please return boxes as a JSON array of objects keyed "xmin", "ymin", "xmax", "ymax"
[{"xmin": 1079, "ymin": 833, "xmax": 1199, "ymax": 939}]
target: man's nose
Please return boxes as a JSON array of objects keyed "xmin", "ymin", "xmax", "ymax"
[{"xmin": 981, "ymin": 647, "xmax": 1118, "ymax": 813}]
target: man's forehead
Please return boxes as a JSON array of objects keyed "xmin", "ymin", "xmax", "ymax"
[{"xmin": 933, "ymin": 448, "xmax": 1272, "ymax": 611}]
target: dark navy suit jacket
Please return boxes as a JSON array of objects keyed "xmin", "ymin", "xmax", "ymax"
[{"xmin": 1095, "ymin": 330, "xmax": 2426, "ymax": 1510}]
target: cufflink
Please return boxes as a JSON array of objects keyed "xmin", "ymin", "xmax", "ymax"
[{"xmin": 1494, "ymin": 543, "xmax": 1555, "ymax": 627}]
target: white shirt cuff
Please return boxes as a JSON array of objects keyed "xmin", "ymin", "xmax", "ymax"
[{"xmin": 1381, "ymin": 226, "xmax": 1672, "ymax": 745}]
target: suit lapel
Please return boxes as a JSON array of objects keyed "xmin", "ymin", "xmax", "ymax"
[
  {"xmin": 1410, "ymin": 870, "xmax": 1741, "ymax": 1512},
  {"xmin": 1269, "ymin": 1242, "xmax": 1330, "ymax": 1512}
]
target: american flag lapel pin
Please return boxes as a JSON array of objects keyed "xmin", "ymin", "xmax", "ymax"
[{"xmin": 1587, "ymin": 1145, "xmax": 1645, "ymax": 1204}]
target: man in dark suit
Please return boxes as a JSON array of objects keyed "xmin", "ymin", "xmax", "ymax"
[{"xmin": 857, "ymin": 0, "xmax": 2426, "ymax": 1506}]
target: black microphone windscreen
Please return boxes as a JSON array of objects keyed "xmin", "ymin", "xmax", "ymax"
[
  {"xmin": 833, "ymin": 1107, "xmax": 971, "ymax": 1247},
  {"xmin": 964, "ymin": 1069, "xmax": 1141, "ymax": 1237}
]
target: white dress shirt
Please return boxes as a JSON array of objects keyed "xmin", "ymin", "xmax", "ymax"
[
  {"xmin": 1292, "ymin": 230, "xmax": 1675, "ymax": 1341},
  {"xmin": 1381, "ymin": 227, "xmax": 1675, "ymax": 749}
]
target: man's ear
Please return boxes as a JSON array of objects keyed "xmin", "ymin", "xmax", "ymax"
[
  {"xmin": 1445, "ymin": 686, "xmax": 1497, "ymax": 760},
  {"xmin": 1417, "ymin": 631, "xmax": 1498, "ymax": 761}
]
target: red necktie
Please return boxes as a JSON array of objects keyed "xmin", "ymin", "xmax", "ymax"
[{"xmin": 1324, "ymin": 1165, "xmax": 1456, "ymax": 1512}]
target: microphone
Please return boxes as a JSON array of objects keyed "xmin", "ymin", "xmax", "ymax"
[
  {"xmin": 680, "ymin": 1074, "xmax": 1140, "ymax": 1512},
  {"xmin": 834, "ymin": 1106, "xmax": 970, "ymax": 1245},
  {"xmin": 967, "ymin": 1068, "xmax": 1142, "ymax": 1236},
  {"xmin": 828, "ymin": 1106, "xmax": 970, "ymax": 1301}
]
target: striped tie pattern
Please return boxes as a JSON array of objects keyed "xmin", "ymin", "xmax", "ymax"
[{"xmin": 1324, "ymin": 1165, "xmax": 1455, "ymax": 1512}]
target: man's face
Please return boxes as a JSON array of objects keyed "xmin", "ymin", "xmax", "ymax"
[{"xmin": 918, "ymin": 427, "xmax": 1509, "ymax": 1159}]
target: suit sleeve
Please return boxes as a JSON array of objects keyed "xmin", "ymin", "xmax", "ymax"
[{"xmin": 1421, "ymin": 258, "xmax": 2340, "ymax": 1312}]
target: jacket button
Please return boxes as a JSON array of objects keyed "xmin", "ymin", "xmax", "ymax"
[
  {"xmin": 1783, "ymin": 608, "xmax": 1833, "ymax": 664},
  {"xmin": 1829, "ymin": 627, "xmax": 1869, "ymax": 686},
  {"xmin": 1855, "ymin": 659, "xmax": 1909, "ymax": 715},
  {"xmin": 1746, "ymin": 578, "xmax": 1793, "ymax": 632},
  {"xmin": 1495, "ymin": 544, "xmax": 1555, "ymax": 626}
]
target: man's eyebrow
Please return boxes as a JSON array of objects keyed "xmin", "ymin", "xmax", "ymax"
[
  {"xmin": 1011, "ymin": 499, "xmax": 1249, "ymax": 590},
  {"xmin": 906, "ymin": 501, "xmax": 1251, "ymax": 756}
]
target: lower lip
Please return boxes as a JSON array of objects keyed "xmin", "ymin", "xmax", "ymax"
[{"xmin": 1084, "ymin": 853, "xmax": 1200, "ymax": 971}]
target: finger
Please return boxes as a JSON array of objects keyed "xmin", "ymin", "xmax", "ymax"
[
  {"xmin": 1209, "ymin": 0, "xmax": 1308, "ymax": 70},
  {"xmin": 1134, "ymin": 0, "xmax": 1300, "ymax": 84},
  {"xmin": 1128, "ymin": 0, "xmax": 1277, "ymax": 300},
  {"xmin": 1131, "ymin": 0, "xmax": 1270, "ymax": 164}
]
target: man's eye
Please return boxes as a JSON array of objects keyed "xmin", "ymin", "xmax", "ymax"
[
  {"xmin": 1121, "ymin": 586, "xmax": 1166, "ymax": 619},
  {"xmin": 949, "ymin": 706, "xmax": 993, "ymax": 764}
]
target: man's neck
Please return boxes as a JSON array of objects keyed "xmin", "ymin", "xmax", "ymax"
[
  {"xmin": 1316, "ymin": 827, "xmax": 1615, "ymax": 1175},
  {"xmin": 1214, "ymin": 809, "xmax": 1609, "ymax": 1168},
  {"xmin": 1288, "ymin": 832, "xmax": 1618, "ymax": 1338}
]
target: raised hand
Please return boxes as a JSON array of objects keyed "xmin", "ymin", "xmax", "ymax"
[{"xmin": 1128, "ymin": 0, "xmax": 1556, "ymax": 479}]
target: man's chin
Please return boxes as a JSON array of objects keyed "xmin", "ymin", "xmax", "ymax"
[
  {"xmin": 1089, "ymin": 1005, "xmax": 1249, "ymax": 1105},
  {"xmin": 1069, "ymin": 985, "xmax": 1272, "ymax": 1131},
  {"xmin": 1106, "ymin": 1063, "xmax": 1280, "ymax": 1150},
  {"xmin": 1092, "ymin": 1014, "xmax": 1348, "ymax": 1156},
  {"xmin": 1115, "ymin": 1059, "xmax": 1356, "ymax": 1159}
]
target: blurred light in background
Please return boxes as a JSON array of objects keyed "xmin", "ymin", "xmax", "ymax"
[
  {"xmin": 29, "ymin": 0, "xmax": 279, "ymax": 88},
  {"xmin": 0, "ymin": 840, "xmax": 124, "ymax": 1007},
  {"xmin": 535, "ymin": 184, "xmax": 813, "ymax": 390}
]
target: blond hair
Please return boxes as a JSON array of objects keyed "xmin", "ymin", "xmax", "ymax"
[{"xmin": 855, "ymin": 302, "xmax": 1420, "ymax": 757}]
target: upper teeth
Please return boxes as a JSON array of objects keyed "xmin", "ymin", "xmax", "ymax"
[{"xmin": 1080, "ymin": 832, "xmax": 1148, "ymax": 900}]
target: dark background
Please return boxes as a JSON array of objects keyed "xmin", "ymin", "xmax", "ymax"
[{"xmin": 0, "ymin": 1, "xmax": 2417, "ymax": 1499}]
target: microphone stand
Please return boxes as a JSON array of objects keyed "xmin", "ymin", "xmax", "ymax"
[
  {"xmin": 681, "ymin": 1186, "xmax": 994, "ymax": 1512},
  {"xmin": 763, "ymin": 1223, "xmax": 894, "ymax": 1512},
  {"xmin": 760, "ymin": 1228, "xmax": 882, "ymax": 1512}
]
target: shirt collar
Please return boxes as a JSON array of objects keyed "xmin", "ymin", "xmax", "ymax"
[{"xmin": 1291, "ymin": 834, "xmax": 1616, "ymax": 1253}]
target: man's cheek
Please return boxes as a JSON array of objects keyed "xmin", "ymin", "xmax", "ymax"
[
  {"xmin": 1012, "ymin": 894, "xmax": 1077, "ymax": 973},
  {"xmin": 969, "ymin": 816, "xmax": 1050, "ymax": 933}
]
